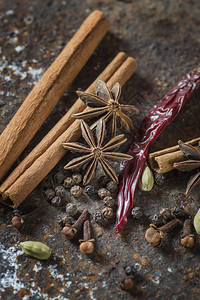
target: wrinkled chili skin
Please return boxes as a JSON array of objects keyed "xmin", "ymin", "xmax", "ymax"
[{"xmin": 115, "ymin": 70, "xmax": 200, "ymax": 233}]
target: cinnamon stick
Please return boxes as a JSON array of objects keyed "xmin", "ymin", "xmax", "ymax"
[
  {"xmin": 149, "ymin": 137, "xmax": 200, "ymax": 173},
  {"xmin": 0, "ymin": 56, "xmax": 137, "ymax": 207},
  {"xmin": 0, "ymin": 10, "xmax": 110, "ymax": 182},
  {"xmin": 0, "ymin": 52, "xmax": 127, "ymax": 195}
]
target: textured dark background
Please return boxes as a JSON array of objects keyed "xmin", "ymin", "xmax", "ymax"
[{"xmin": 0, "ymin": 1, "xmax": 200, "ymax": 299}]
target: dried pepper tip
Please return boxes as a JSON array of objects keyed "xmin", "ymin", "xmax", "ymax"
[
  {"xmin": 194, "ymin": 208, "xmax": 200, "ymax": 234},
  {"xmin": 19, "ymin": 241, "xmax": 51, "ymax": 260},
  {"xmin": 138, "ymin": 164, "xmax": 154, "ymax": 192},
  {"xmin": 120, "ymin": 278, "xmax": 134, "ymax": 290}
]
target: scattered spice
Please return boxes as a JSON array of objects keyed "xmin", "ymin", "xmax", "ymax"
[
  {"xmin": 73, "ymin": 78, "xmax": 139, "ymax": 137},
  {"xmin": 194, "ymin": 208, "xmax": 200, "ymax": 234},
  {"xmin": 55, "ymin": 186, "xmax": 68, "ymax": 201},
  {"xmin": 51, "ymin": 196, "xmax": 62, "ymax": 207},
  {"xmin": 154, "ymin": 173, "xmax": 165, "ymax": 185},
  {"xmin": 145, "ymin": 219, "xmax": 182, "ymax": 246},
  {"xmin": 84, "ymin": 185, "xmax": 96, "ymax": 195},
  {"xmin": 173, "ymin": 140, "xmax": 200, "ymax": 194},
  {"xmin": 70, "ymin": 185, "xmax": 83, "ymax": 197},
  {"xmin": 138, "ymin": 163, "xmax": 154, "ymax": 192},
  {"xmin": 65, "ymin": 203, "xmax": 78, "ymax": 216},
  {"xmin": 131, "ymin": 207, "xmax": 143, "ymax": 220},
  {"xmin": 79, "ymin": 220, "xmax": 95, "ymax": 254},
  {"xmin": 106, "ymin": 181, "xmax": 118, "ymax": 194},
  {"xmin": 63, "ymin": 177, "xmax": 75, "ymax": 188},
  {"xmin": 54, "ymin": 172, "xmax": 65, "ymax": 184},
  {"xmin": 181, "ymin": 219, "xmax": 195, "ymax": 248},
  {"xmin": 12, "ymin": 207, "xmax": 43, "ymax": 229},
  {"xmin": 19, "ymin": 241, "xmax": 51, "ymax": 260},
  {"xmin": 62, "ymin": 119, "xmax": 133, "ymax": 185},
  {"xmin": 12, "ymin": 213, "xmax": 24, "ymax": 229},
  {"xmin": 102, "ymin": 207, "xmax": 114, "ymax": 219},
  {"xmin": 120, "ymin": 277, "xmax": 134, "ymax": 291},
  {"xmin": 44, "ymin": 188, "xmax": 55, "ymax": 200},
  {"xmin": 93, "ymin": 212, "xmax": 105, "ymax": 225},
  {"xmin": 62, "ymin": 208, "xmax": 89, "ymax": 240},
  {"xmin": 72, "ymin": 173, "xmax": 82, "ymax": 184},
  {"xmin": 98, "ymin": 188, "xmax": 111, "ymax": 199},
  {"xmin": 159, "ymin": 208, "xmax": 173, "ymax": 222},
  {"xmin": 148, "ymin": 213, "xmax": 165, "ymax": 227},
  {"xmin": 172, "ymin": 206, "xmax": 188, "ymax": 219},
  {"xmin": 116, "ymin": 68, "xmax": 200, "ymax": 233},
  {"xmin": 103, "ymin": 196, "xmax": 115, "ymax": 207}
]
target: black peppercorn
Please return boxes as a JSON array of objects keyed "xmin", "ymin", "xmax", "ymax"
[
  {"xmin": 148, "ymin": 213, "xmax": 165, "ymax": 227},
  {"xmin": 84, "ymin": 185, "xmax": 96, "ymax": 195},
  {"xmin": 93, "ymin": 212, "xmax": 106, "ymax": 225},
  {"xmin": 44, "ymin": 189, "xmax": 55, "ymax": 201},
  {"xmin": 54, "ymin": 172, "xmax": 65, "ymax": 184},
  {"xmin": 51, "ymin": 196, "xmax": 62, "ymax": 207},
  {"xmin": 55, "ymin": 186, "xmax": 68, "ymax": 201},
  {"xmin": 131, "ymin": 207, "xmax": 143, "ymax": 220}
]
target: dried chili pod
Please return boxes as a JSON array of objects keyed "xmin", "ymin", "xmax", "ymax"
[{"xmin": 115, "ymin": 69, "xmax": 200, "ymax": 233}]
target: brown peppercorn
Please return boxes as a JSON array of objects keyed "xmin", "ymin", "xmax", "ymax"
[
  {"xmin": 103, "ymin": 196, "xmax": 115, "ymax": 207},
  {"xmin": 102, "ymin": 207, "xmax": 113, "ymax": 219},
  {"xmin": 145, "ymin": 219, "xmax": 182, "ymax": 246},
  {"xmin": 72, "ymin": 173, "xmax": 82, "ymax": 184},
  {"xmin": 55, "ymin": 186, "xmax": 68, "ymax": 201},
  {"xmin": 65, "ymin": 203, "xmax": 78, "ymax": 216},
  {"xmin": 106, "ymin": 181, "xmax": 118, "ymax": 194},
  {"xmin": 70, "ymin": 185, "xmax": 82, "ymax": 197},
  {"xmin": 120, "ymin": 278, "xmax": 134, "ymax": 290},
  {"xmin": 63, "ymin": 177, "xmax": 75, "ymax": 188},
  {"xmin": 98, "ymin": 188, "xmax": 111, "ymax": 199}
]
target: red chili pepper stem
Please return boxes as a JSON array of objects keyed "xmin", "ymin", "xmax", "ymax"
[{"xmin": 115, "ymin": 69, "xmax": 200, "ymax": 233}]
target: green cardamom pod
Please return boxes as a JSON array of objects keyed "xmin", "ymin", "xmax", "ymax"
[
  {"xmin": 194, "ymin": 208, "xmax": 200, "ymax": 234},
  {"xmin": 19, "ymin": 241, "xmax": 51, "ymax": 260},
  {"xmin": 138, "ymin": 164, "xmax": 154, "ymax": 192}
]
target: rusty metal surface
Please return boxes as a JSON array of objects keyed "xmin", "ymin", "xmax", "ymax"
[{"xmin": 1, "ymin": 0, "xmax": 200, "ymax": 299}]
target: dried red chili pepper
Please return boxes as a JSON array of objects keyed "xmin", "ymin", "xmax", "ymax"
[{"xmin": 115, "ymin": 69, "xmax": 200, "ymax": 233}]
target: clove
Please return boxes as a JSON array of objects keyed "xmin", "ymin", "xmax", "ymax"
[
  {"xmin": 62, "ymin": 208, "xmax": 89, "ymax": 240},
  {"xmin": 12, "ymin": 207, "xmax": 43, "ymax": 229},
  {"xmin": 181, "ymin": 219, "xmax": 195, "ymax": 248},
  {"xmin": 79, "ymin": 219, "xmax": 95, "ymax": 254},
  {"xmin": 145, "ymin": 219, "xmax": 182, "ymax": 246}
]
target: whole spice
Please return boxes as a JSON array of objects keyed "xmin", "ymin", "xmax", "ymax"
[
  {"xmin": 160, "ymin": 208, "xmax": 173, "ymax": 222},
  {"xmin": 138, "ymin": 163, "xmax": 154, "ymax": 192},
  {"xmin": 19, "ymin": 241, "xmax": 51, "ymax": 260},
  {"xmin": 98, "ymin": 188, "xmax": 111, "ymax": 199},
  {"xmin": 55, "ymin": 186, "xmax": 68, "ymax": 201},
  {"xmin": 120, "ymin": 278, "xmax": 134, "ymax": 291},
  {"xmin": 131, "ymin": 207, "xmax": 143, "ymax": 220},
  {"xmin": 79, "ymin": 220, "xmax": 95, "ymax": 254},
  {"xmin": 116, "ymin": 69, "xmax": 200, "ymax": 233},
  {"xmin": 173, "ymin": 140, "xmax": 200, "ymax": 194},
  {"xmin": 103, "ymin": 196, "xmax": 115, "ymax": 207},
  {"xmin": 194, "ymin": 208, "xmax": 200, "ymax": 234},
  {"xmin": 93, "ymin": 212, "xmax": 105, "ymax": 225},
  {"xmin": 44, "ymin": 188, "xmax": 55, "ymax": 200},
  {"xmin": 54, "ymin": 172, "xmax": 65, "ymax": 184},
  {"xmin": 62, "ymin": 208, "xmax": 89, "ymax": 240},
  {"xmin": 145, "ymin": 219, "xmax": 182, "ymax": 246},
  {"xmin": 12, "ymin": 207, "xmax": 43, "ymax": 229},
  {"xmin": 63, "ymin": 177, "xmax": 75, "ymax": 188},
  {"xmin": 102, "ymin": 207, "xmax": 114, "ymax": 219},
  {"xmin": 106, "ymin": 181, "xmax": 118, "ymax": 194},
  {"xmin": 172, "ymin": 205, "xmax": 188, "ymax": 218},
  {"xmin": 148, "ymin": 213, "xmax": 165, "ymax": 227},
  {"xmin": 72, "ymin": 173, "xmax": 82, "ymax": 184},
  {"xmin": 51, "ymin": 196, "xmax": 62, "ymax": 207},
  {"xmin": 84, "ymin": 185, "xmax": 96, "ymax": 195},
  {"xmin": 70, "ymin": 185, "xmax": 83, "ymax": 198},
  {"xmin": 65, "ymin": 203, "xmax": 78, "ymax": 216},
  {"xmin": 62, "ymin": 119, "xmax": 133, "ymax": 185},
  {"xmin": 73, "ymin": 79, "xmax": 139, "ymax": 137},
  {"xmin": 181, "ymin": 219, "xmax": 194, "ymax": 248}
]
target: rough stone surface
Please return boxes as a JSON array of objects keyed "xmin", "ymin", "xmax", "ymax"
[{"xmin": 1, "ymin": 1, "xmax": 200, "ymax": 299}]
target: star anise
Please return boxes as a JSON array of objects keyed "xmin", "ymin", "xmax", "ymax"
[
  {"xmin": 73, "ymin": 79, "xmax": 139, "ymax": 137},
  {"xmin": 62, "ymin": 119, "xmax": 133, "ymax": 185},
  {"xmin": 173, "ymin": 140, "xmax": 200, "ymax": 194}
]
